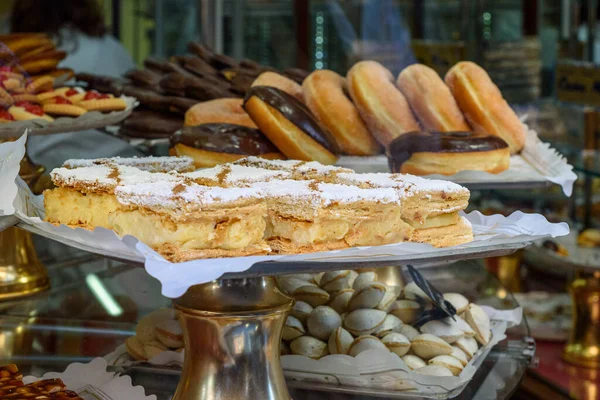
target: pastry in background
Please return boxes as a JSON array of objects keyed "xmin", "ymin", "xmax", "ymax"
[
  {"xmin": 302, "ymin": 69, "xmax": 381, "ymax": 156},
  {"xmin": 120, "ymin": 110, "xmax": 183, "ymax": 138},
  {"xmin": 445, "ymin": 61, "xmax": 526, "ymax": 154},
  {"xmin": 9, "ymin": 103, "xmax": 53, "ymax": 121},
  {"xmin": 170, "ymin": 124, "xmax": 284, "ymax": 168},
  {"xmin": 347, "ymin": 61, "xmax": 419, "ymax": 147},
  {"xmin": 387, "ymin": 131, "xmax": 510, "ymax": 176},
  {"xmin": 243, "ymin": 86, "xmax": 339, "ymax": 164},
  {"xmin": 542, "ymin": 240, "xmax": 569, "ymax": 256},
  {"xmin": 252, "ymin": 71, "xmax": 304, "ymax": 103},
  {"xmin": 184, "ymin": 98, "xmax": 256, "ymax": 128},
  {"xmin": 578, "ymin": 229, "xmax": 600, "ymax": 248},
  {"xmin": 397, "ymin": 64, "xmax": 471, "ymax": 132}
]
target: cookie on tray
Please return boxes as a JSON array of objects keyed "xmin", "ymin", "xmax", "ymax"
[
  {"xmin": 77, "ymin": 92, "xmax": 127, "ymax": 112},
  {"xmin": 9, "ymin": 102, "xmax": 54, "ymax": 121},
  {"xmin": 43, "ymin": 98, "xmax": 87, "ymax": 117}
]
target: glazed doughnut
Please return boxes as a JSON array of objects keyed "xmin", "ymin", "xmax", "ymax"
[
  {"xmin": 243, "ymin": 86, "xmax": 339, "ymax": 164},
  {"xmin": 251, "ymin": 71, "xmax": 304, "ymax": 103},
  {"xmin": 302, "ymin": 69, "xmax": 381, "ymax": 155},
  {"xmin": 347, "ymin": 61, "xmax": 420, "ymax": 147},
  {"xmin": 445, "ymin": 62, "xmax": 526, "ymax": 154},
  {"xmin": 387, "ymin": 131, "xmax": 510, "ymax": 176},
  {"xmin": 184, "ymin": 98, "xmax": 257, "ymax": 128},
  {"xmin": 397, "ymin": 64, "xmax": 471, "ymax": 132},
  {"xmin": 170, "ymin": 123, "xmax": 284, "ymax": 168}
]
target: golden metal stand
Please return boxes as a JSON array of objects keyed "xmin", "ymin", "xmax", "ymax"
[
  {"xmin": 484, "ymin": 251, "xmax": 524, "ymax": 293},
  {"xmin": 0, "ymin": 227, "xmax": 50, "ymax": 301},
  {"xmin": 0, "ymin": 144, "xmax": 50, "ymax": 301},
  {"xmin": 172, "ymin": 276, "xmax": 294, "ymax": 400},
  {"xmin": 563, "ymin": 270, "xmax": 600, "ymax": 369}
]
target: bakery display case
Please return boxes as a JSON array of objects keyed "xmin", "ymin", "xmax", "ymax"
[
  {"xmin": 1, "ymin": 0, "xmax": 600, "ymax": 399},
  {"xmin": 0, "ymin": 240, "xmax": 535, "ymax": 400}
]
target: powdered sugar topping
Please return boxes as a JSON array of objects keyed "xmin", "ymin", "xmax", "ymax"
[
  {"xmin": 318, "ymin": 183, "xmax": 399, "ymax": 205},
  {"xmin": 115, "ymin": 180, "xmax": 261, "ymax": 210},
  {"xmin": 63, "ymin": 156, "xmax": 194, "ymax": 173},
  {"xmin": 184, "ymin": 164, "xmax": 290, "ymax": 184},
  {"xmin": 51, "ymin": 165, "xmax": 116, "ymax": 190}
]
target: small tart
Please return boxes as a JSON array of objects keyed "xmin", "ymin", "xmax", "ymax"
[
  {"xmin": 43, "ymin": 103, "xmax": 87, "ymax": 117},
  {"xmin": 9, "ymin": 105, "xmax": 54, "ymax": 121},
  {"xmin": 78, "ymin": 97, "xmax": 127, "ymax": 112},
  {"xmin": 37, "ymin": 87, "xmax": 70, "ymax": 102}
]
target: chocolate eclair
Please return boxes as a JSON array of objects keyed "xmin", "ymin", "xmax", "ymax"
[
  {"xmin": 243, "ymin": 86, "xmax": 339, "ymax": 164},
  {"xmin": 387, "ymin": 131, "xmax": 510, "ymax": 176},
  {"xmin": 76, "ymin": 73, "xmax": 124, "ymax": 96},
  {"xmin": 119, "ymin": 110, "xmax": 183, "ymax": 138},
  {"xmin": 183, "ymin": 57, "xmax": 219, "ymax": 77},
  {"xmin": 159, "ymin": 73, "xmax": 188, "ymax": 97},
  {"xmin": 125, "ymin": 69, "xmax": 162, "ymax": 88},
  {"xmin": 188, "ymin": 42, "xmax": 215, "ymax": 62},
  {"xmin": 170, "ymin": 123, "xmax": 284, "ymax": 168},
  {"xmin": 209, "ymin": 53, "xmax": 238, "ymax": 70}
]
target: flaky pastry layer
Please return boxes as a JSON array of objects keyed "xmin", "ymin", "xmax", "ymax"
[{"xmin": 44, "ymin": 188, "xmax": 268, "ymax": 261}]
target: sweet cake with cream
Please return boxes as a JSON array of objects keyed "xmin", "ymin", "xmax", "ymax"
[{"xmin": 44, "ymin": 156, "xmax": 473, "ymax": 261}]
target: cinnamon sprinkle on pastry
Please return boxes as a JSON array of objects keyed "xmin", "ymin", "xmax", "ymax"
[{"xmin": 172, "ymin": 183, "xmax": 187, "ymax": 194}]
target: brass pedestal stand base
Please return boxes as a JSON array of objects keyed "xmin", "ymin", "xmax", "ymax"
[
  {"xmin": 172, "ymin": 277, "xmax": 293, "ymax": 400},
  {"xmin": 485, "ymin": 251, "xmax": 523, "ymax": 293},
  {"xmin": 563, "ymin": 270, "xmax": 600, "ymax": 369},
  {"xmin": 0, "ymin": 227, "xmax": 50, "ymax": 301}
]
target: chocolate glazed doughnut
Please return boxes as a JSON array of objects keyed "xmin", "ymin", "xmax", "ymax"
[
  {"xmin": 387, "ymin": 131, "xmax": 510, "ymax": 176},
  {"xmin": 243, "ymin": 86, "xmax": 339, "ymax": 164},
  {"xmin": 170, "ymin": 123, "xmax": 285, "ymax": 168}
]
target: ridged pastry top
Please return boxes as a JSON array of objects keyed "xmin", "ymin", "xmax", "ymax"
[
  {"xmin": 233, "ymin": 156, "xmax": 352, "ymax": 176},
  {"xmin": 51, "ymin": 165, "xmax": 180, "ymax": 192},
  {"xmin": 115, "ymin": 181, "xmax": 263, "ymax": 212},
  {"xmin": 49, "ymin": 156, "xmax": 470, "ymax": 214},
  {"xmin": 183, "ymin": 164, "xmax": 291, "ymax": 186},
  {"xmin": 335, "ymin": 172, "xmax": 469, "ymax": 197},
  {"xmin": 171, "ymin": 124, "xmax": 279, "ymax": 155},
  {"xmin": 63, "ymin": 156, "xmax": 194, "ymax": 173},
  {"xmin": 243, "ymin": 86, "xmax": 340, "ymax": 154},
  {"xmin": 253, "ymin": 179, "xmax": 400, "ymax": 207}
]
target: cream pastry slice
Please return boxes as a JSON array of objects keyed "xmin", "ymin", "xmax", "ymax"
[
  {"xmin": 44, "ymin": 164, "xmax": 268, "ymax": 262},
  {"xmin": 254, "ymin": 179, "xmax": 411, "ymax": 254},
  {"xmin": 182, "ymin": 163, "xmax": 292, "ymax": 187},
  {"xmin": 333, "ymin": 172, "xmax": 472, "ymax": 247},
  {"xmin": 233, "ymin": 156, "xmax": 352, "ymax": 182},
  {"xmin": 63, "ymin": 155, "xmax": 195, "ymax": 173}
]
